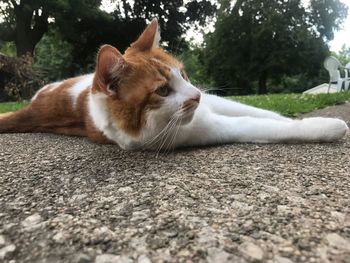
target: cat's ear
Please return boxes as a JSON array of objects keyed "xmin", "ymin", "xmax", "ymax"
[
  {"xmin": 130, "ymin": 18, "xmax": 160, "ymax": 51},
  {"xmin": 94, "ymin": 44, "xmax": 127, "ymax": 96}
]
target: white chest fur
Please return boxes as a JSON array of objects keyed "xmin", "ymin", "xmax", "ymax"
[{"xmin": 88, "ymin": 92, "xmax": 137, "ymax": 149}]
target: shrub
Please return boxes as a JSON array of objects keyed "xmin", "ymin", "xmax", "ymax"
[{"xmin": 0, "ymin": 53, "xmax": 44, "ymax": 101}]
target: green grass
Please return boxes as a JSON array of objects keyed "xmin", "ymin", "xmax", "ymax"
[
  {"xmin": 1, "ymin": 92, "xmax": 350, "ymax": 117},
  {"xmin": 0, "ymin": 101, "xmax": 28, "ymax": 114},
  {"xmin": 231, "ymin": 92, "xmax": 350, "ymax": 117}
]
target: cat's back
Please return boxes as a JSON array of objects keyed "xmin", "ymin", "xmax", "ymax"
[
  {"xmin": 31, "ymin": 74, "xmax": 93, "ymax": 102},
  {"xmin": 30, "ymin": 74, "xmax": 94, "ymax": 120}
]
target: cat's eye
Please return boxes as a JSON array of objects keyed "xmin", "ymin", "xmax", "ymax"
[
  {"xmin": 180, "ymin": 70, "xmax": 188, "ymax": 80},
  {"xmin": 155, "ymin": 84, "xmax": 171, "ymax": 97}
]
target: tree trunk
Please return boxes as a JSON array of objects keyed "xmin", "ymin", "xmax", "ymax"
[
  {"xmin": 237, "ymin": 77, "xmax": 253, "ymax": 95},
  {"xmin": 15, "ymin": 37, "xmax": 37, "ymax": 57},
  {"xmin": 258, "ymin": 71, "xmax": 268, "ymax": 94},
  {"xmin": 13, "ymin": 2, "xmax": 49, "ymax": 57}
]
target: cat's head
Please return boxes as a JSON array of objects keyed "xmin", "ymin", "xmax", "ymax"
[{"xmin": 92, "ymin": 19, "xmax": 201, "ymax": 138}]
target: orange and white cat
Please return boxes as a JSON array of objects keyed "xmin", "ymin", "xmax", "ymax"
[{"xmin": 0, "ymin": 19, "xmax": 348, "ymax": 150}]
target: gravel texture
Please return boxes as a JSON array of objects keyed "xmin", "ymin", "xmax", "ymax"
[{"xmin": 1, "ymin": 104, "xmax": 350, "ymax": 263}]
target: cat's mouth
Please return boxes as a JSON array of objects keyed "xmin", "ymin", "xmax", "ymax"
[
  {"xmin": 182, "ymin": 100, "xmax": 199, "ymax": 113},
  {"xmin": 178, "ymin": 102, "xmax": 198, "ymax": 124}
]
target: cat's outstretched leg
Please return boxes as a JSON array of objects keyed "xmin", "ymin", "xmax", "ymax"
[
  {"xmin": 175, "ymin": 109, "xmax": 348, "ymax": 147},
  {"xmin": 202, "ymin": 94, "xmax": 291, "ymax": 121},
  {"xmin": 0, "ymin": 107, "xmax": 35, "ymax": 133},
  {"xmin": 0, "ymin": 106, "xmax": 86, "ymax": 136}
]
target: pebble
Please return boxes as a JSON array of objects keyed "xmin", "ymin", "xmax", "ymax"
[
  {"xmin": 92, "ymin": 226, "xmax": 115, "ymax": 241},
  {"xmin": 197, "ymin": 227, "xmax": 218, "ymax": 247},
  {"xmin": 70, "ymin": 194, "xmax": 88, "ymax": 203},
  {"xmin": 207, "ymin": 247, "xmax": 230, "ymax": 263},
  {"xmin": 326, "ymin": 233, "xmax": 350, "ymax": 251},
  {"xmin": 330, "ymin": 211, "xmax": 345, "ymax": 224},
  {"xmin": 75, "ymin": 253, "xmax": 92, "ymax": 263},
  {"xmin": 138, "ymin": 254, "xmax": 151, "ymax": 263},
  {"xmin": 273, "ymin": 255, "xmax": 294, "ymax": 263},
  {"xmin": 53, "ymin": 232, "xmax": 69, "ymax": 243},
  {"xmin": 117, "ymin": 257, "xmax": 133, "ymax": 263},
  {"xmin": 316, "ymin": 246, "xmax": 329, "ymax": 262},
  {"xmin": 3, "ymin": 223, "xmax": 16, "ymax": 231},
  {"xmin": 277, "ymin": 205, "xmax": 291, "ymax": 214},
  {"xmin": 21, "ymin": 213, "xmax": 43, "ymax": 231},
  {"xmin": 118, "ymin": 186, "xmax": 133, "ymax": 193},
  {"xmin": 131, "ymin": 210, "xmax": 150, "ymax": 222},
  {"xmin": 297, "ymin": 238, "xmax": 311, "ymax": 250},
  {"xmin": 239, "ymin": 241, "xmax": 264, "ymax": 260},
  {"xmin": 0, "ymin": 235, "xmax": 5, "ymax": 246},
  {"xmin": 177, "ymin": 250, "xmax": 191, "ymax": 257},
  {"xmin": 95, "ymin": 254, "xmax": 133, "ymax": 263},
  {"xmin": 278, "ymin": 246, "xmax": 294, "ymax": 256},
  {"xmin": 231, "ymin": 201, "xmax": 253, "ymax": 212},
  {"xmin": 95, "ymin": 254, "xmax": 120, "ymax": 263},
  {"xmin": 0, "ymin": 244, "xmax": 16, "ymax": 260}
]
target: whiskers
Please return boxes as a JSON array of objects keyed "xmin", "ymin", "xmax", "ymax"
[
  {"xmin": 137, "ymin": 108, "xmax": 186, "ymax": 157},
  {"xmin": 202, "ymin": 83, "xmax": 232, "ymax": 94}
]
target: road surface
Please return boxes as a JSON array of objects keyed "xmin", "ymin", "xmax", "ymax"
[{"xmin": 1, "ymin": 103, "xmax": 350, "ymax": 263}]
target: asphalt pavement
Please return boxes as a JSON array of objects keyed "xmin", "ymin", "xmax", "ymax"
[{"xmin": 1, "ymin": 103, "xmax": 350, "ymax": 263}]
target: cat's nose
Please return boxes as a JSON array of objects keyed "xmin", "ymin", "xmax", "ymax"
[{"xmin": 191, "ymin": 93, "xmax": 201, "ymax": 103}]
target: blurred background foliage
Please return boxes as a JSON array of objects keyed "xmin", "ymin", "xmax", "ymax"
[{"xmin": 0, "ymin": 0, "xmax": 349, "ymax": 100}]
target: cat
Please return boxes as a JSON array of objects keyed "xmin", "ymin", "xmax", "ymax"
[{"xmin": 0, "ymin": 19, "xmax": 348, "ymax": 151}]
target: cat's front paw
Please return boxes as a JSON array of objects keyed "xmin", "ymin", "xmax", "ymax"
[
  {"xmin": 328, "ymin": 118, "xmax": 349, "ymax": 140},
  {"xmin": 303, "ymin": 117, "xmax": 349, "ymax": 142}
]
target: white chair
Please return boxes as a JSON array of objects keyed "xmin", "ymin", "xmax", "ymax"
[
  {"xmin": 344, "ymin": 62, "xmax": 350, "ymax": 91},
  {"xmin": 324, "ymin": 56, "xmax": 347, "ymax": 92}
]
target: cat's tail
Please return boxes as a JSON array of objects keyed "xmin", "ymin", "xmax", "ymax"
[{"xmin": 0, "ymin": 106, "xmax": 37, "ymax": 133}]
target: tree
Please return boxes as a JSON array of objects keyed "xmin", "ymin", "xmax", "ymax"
[
  {"xmin": 1, "ymin": 0, "xmax": 216, "ymax": 78},
  {"xmin": 121, "ymin": 0, "xmax": 215, "ymax": 52},
  {"xmin": 61, "ymin": 0, "xmax": 216, "ymax": 73},
  {"xmin": 0, "ymin": 0, "xmax": 215, "ymax": 57},
  {"xmin": 331, "ymin": 45, "xmax": 350, "ymax": 65},
  {"xmin": 178, "ymin": 45, "xmax": 214, "ymax": 88},
  {"xmin": 204, "ymin": 0, "xmax": 348, "ymax": 95},
  {"xmin": 0, "ymin": 0, "xmax": 103, "ymax": 56}
]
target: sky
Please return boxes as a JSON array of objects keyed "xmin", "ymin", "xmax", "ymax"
[
  {"xmin": 329, "ymin": 0, "xmax": 350, "ymax": 52},
  {"xmin": 101, "ymin": 0, "xmax": 349, "ymax": 52},
  {"xmin": 0, "ymin": 0, "xmax": 347, "ymax": 52}
]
